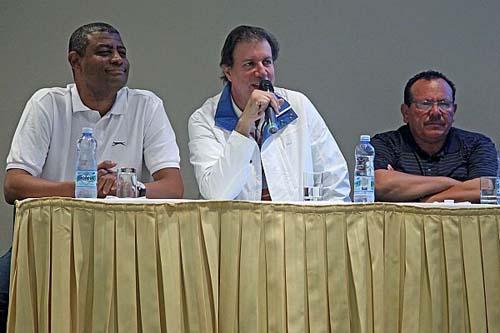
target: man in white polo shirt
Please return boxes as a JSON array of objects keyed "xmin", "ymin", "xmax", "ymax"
[{"xmin": 0, "ymin": 22, "xmax": 183, "ymax": 331}]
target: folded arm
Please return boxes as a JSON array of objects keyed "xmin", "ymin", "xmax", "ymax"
[
  {"xmin": 4, "ymin": 161, "xmax": 118, "ymax": 203},
  {"xmin": 4, "ymin": 169, "xmax": 74, "ymax": 204},
  {"xmin": 421, "ymin": 178, "xmax": 480, "ymax": 203},
  {"xmin": 4, "ymin": 161, "xmax": 119, "ymax": 203},
  {"xmin": 375, "ymin": 169, "xmax": 460, "ymax": 202}
]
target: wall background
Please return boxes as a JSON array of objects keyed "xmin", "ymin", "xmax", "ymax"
[{"xmin": 1, "ymin": 0, "xmax": 499, "ymax": 251}]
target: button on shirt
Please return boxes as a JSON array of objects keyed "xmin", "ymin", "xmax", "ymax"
[{"xmin": 372, "ymin": 125, "xmax": 497, "ymax": 180}]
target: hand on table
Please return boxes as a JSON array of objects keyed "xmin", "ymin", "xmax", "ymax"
[{"xmin": 97, "ymin": 160, "xmax": 117, "ymax": 197}]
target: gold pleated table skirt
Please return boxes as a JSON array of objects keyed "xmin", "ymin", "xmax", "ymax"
[{"xmin": 7, "ymin": 198, "xmax": 500, "ymax": 332}]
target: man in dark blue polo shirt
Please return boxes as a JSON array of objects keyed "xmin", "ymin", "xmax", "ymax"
[{"xmin": 372, "ymin": 70, "xmax": 497, "ymax": 202}]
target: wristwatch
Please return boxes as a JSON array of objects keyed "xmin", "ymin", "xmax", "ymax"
[{"xmin": 137, "ymin": 181, "xmax": 147, "ymax": 197}]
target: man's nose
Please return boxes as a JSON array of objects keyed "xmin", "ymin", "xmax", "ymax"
[
  {"xmin": 428, "ymin": 103, "xmax": 442, "ymax": 118},
  {"xmin": 254, "ymin": 62, "xmax": 268, "ymax": 78},
  {"xmin": 110, "ymin": 50, "xmax": 124, "ymax": 64}
]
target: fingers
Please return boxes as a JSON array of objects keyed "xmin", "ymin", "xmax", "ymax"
[
  {"xmin": 268, "ymin": 97, "xmax": 282, "ymax": 114},
  {"xmin": 98, "ymin": 168, "xmax": 109, "ymax": 178},
  {"xmin": 263, "ymin": 94, "xmax": 283, "ymax": 114},
  {"xmin": 97, "ymin": 160, "xmax": 117, "ymax": 197},
  {"xmin": 250, "ymin": 95, "xmax": 269, "ymax": 117},
  {"xmin": 277, "ymin": 98, "xmax": 285, "ymax": 109},
  {"xmin": 236, "ymin": 90, "xmax": 282, "ymax": 137},
  {"xmin": 98, "ymin": 173, "xmax": 116, "ymax": 197},
  {"xmin": 246, "ymin": 90, "xmax": 280, "ymax": 117},
  {"xmin": 98, "ymin": 160, "xmax": 117, "ymax": 170}
]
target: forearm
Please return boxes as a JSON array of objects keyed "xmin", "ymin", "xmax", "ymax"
[
  {"xmin": 146, "ymin": 168, "xmax": 184, "ymax": 199},
  {"xmin": 197, "ymin": 155, "xmax": 252, "ymax": 199},
  {"xmin": 375, "ymin": 169, "xmax": 460, "ymax": 202},
  {"xmin": 191, "ymin": 132, "xmax": 256, "ymax": 199},
  {"xmin": 423, "ymin": 178, "xmax": 480, "ymax": 203},
  {"xmin": 4, "ymin": 169, "xmax": 74, "ymax": 204}
]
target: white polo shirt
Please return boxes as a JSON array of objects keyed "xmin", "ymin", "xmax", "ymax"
[{"xmin": 7, "ymin": 84, "xmax": 180, "ymax": 182}]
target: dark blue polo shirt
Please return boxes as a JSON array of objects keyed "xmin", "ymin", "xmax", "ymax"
[{"xmin": 372, "ymin": 125, "xmax": 497, "ymax": 180}]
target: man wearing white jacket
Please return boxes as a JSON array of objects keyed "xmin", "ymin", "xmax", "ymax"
[{"xmin": 188, "ymin": 25, "xmax": 350, "ymax": 201}]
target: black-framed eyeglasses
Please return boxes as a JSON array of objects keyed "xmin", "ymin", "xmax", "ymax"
[{"xmin": 411, "ymin": 100, "xmax": 454, "ymax": 112}]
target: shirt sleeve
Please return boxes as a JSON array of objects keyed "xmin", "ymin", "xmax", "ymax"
[
  {"xmin": 304, "ymin": 94, "xmax": 351, "ymax": 202},
  {"xmin": 143, "ymin": 98, "xmax": 181, "ymax": 174},
  {"xmin": 467, "ymin": 135, "xmax": 497, "ymax": 178},
  {"xmin": 6, "ymin": 95, "xmax": 53, "ymax": 176},
  {"xmin": 188, "ymin": 107, "xmax": 257, "ymax": 199},
  {"xmin": 371, "ymin": 133, "xmax": 396, "ymax": 170}
]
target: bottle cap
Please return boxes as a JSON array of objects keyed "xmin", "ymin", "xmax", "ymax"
[
  {"xmin": 118, "ymin": 167, "xmax": 136, "ymax": 173},
  {"xmin": 82, "ymin": 127, "xmax": 93, "ymax": 134},
  {"xmin": 360, "ymin": 134, "xmax": 370, "ymax": 142}
]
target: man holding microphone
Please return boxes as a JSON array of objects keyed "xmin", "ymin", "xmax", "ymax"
[{"xmin": 188, "ymin": 25, "xmax": 350, "ymax": 201}]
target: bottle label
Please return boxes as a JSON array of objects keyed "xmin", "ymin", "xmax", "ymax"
[
  {"xmin": 355, "ymin": 156, "xmax": 374, "ymax": 176},
  {"xmin": 354, "ymin": 176, "xmax": 374, "ymax": 193},
  {"xmin": 75, "ymin": 170, "xmax": 97, "ymax": 187}
]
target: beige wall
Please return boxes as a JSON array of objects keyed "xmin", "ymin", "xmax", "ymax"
[{"xmin": 1, "ymin": 0, "xmax": 500, "ymax": 251}]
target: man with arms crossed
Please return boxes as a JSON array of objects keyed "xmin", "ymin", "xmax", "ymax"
[
  {"xmin": 0, "ymin": 22, "xmax": 183, "ymax": 331},
  {"xmin": 188, "ymin": 25, "xmax": 350, "ymax": 201},
  {"xmin": 372, "ymin": 70, "xmax": 497, "ymax": 202}
]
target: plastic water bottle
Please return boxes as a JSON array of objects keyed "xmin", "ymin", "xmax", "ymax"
[
  {"xmin": 75, "ymin": 127, "xmax": 97, "ymax": 198},
  {"xmin": 353, "ymin": 135, "xmax": 375, "ymax": 203}
]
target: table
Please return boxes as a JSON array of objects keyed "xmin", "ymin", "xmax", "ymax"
[{"xmin": 7, "ymin": 198, "xmax": 500, "ymax": 332}]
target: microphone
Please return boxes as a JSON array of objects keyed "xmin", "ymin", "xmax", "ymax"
[{"xmin": 258, "ymin": 79, "xmax": 279, "ymax": 134}]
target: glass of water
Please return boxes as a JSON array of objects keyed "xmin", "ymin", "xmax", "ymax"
[
  {"xmin": 116, "ymin": 167, "xmax": 138, "ymax": 198},
  {"xmin": 303, "ymin": 171, "xmax": 324, "ymax": 201},
  {"xmin": 480, "ymin": 176, "xmax": 497, "ymax": 204}
]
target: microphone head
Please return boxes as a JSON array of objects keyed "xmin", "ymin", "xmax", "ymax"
[{"xmin": 259, "ymin": 79, "xmax": 274, "ymax": 92}]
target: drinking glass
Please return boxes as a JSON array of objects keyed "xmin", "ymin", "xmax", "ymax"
[
  {"xmin": 116, "ymin": 167, "xmax": 137, "ymax": 198},
  {"xmin": 480, "ymin": 176, "xmax": 496, "ymax": 204},
  {"xmin": 303, "ymin": 171, "xmax": 324, "ymax": 201}
]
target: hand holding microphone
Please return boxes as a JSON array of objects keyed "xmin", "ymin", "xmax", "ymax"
[
  {"xmin": 258, "ymin": 79, "xmax": 279, "ymax": 134},
  {"xmin": 235, "ymin": 81, "xmax": 282, "ymax": 138}
]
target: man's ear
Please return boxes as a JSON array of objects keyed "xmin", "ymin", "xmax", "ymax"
[
  {"xmin": 68, "ymin": 51, "xmax": 81, "ymax": 71},
  {"xmin": 401, "ymin": 103, "xmax": 409, "ymax": 123},
  {"xmin": 222, "ymin": 65, "xmax": 232, "ymax": 82}
]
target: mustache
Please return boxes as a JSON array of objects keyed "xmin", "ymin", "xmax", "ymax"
[{"xmin": 425, "ymin": 113, "xmax": 451, "ymax": 123}]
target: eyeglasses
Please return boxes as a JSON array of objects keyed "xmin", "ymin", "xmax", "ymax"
[{"xmin": 411, "ymin": 100, "xmax": 454, "ymax": 112}]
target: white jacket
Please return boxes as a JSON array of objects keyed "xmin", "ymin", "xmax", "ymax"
[{"xmin": 188, "ymin": 84, "xmax": 350, "ymax": 202}]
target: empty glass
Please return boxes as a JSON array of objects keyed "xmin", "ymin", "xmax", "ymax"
[
  {"xmin": 303, "ymin": 171, "xmax": 324, "ymax": 201},
  {"xmin": 480, "ymin": 176, "xmax": 496, "ymax": 204},
  {"xmin": 116, "ymin": 167, "xmax": 137, "ymax": 198}
]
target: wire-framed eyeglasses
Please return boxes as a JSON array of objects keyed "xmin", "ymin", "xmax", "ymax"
[{"xmin": 411, "ymin": 100, "xmax": 454, "ymax": 112}]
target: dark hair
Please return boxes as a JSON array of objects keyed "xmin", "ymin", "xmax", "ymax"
[
  {"xmin": 403, "ymin": 70, "xmax": 456, "ymax": 105},
  {"xmin": 219, "ymin": 25, "xmax": 279, "ymax": 81},
  {"xmin": 69, "ymin": 22, "xmax": 120, "ymax": 55}
]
